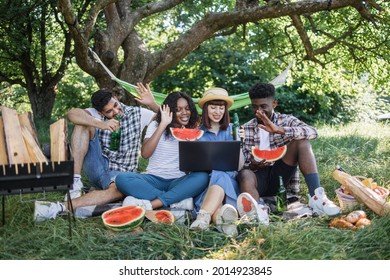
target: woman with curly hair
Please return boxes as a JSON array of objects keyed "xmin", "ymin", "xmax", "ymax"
[{"xmin": 115, "ymin": 92, "xmax": 209, "ymax": 211}]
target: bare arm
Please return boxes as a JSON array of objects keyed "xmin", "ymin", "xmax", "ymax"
[
  {"xmin": 66, "ymin": 108, "xmax": 119, "ymax": 132},
  {"xmin": 141, "ymin": 105, "xmax": 172, "ymax": 159}
]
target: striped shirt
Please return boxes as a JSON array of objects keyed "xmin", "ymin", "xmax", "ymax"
[
  {"xmin": 242, "ymin": 112, "xmax": 318, "ymax": 193},
  {"xmin": 144, "ymin": 121, "xmax": 186, "ymax": 179}
]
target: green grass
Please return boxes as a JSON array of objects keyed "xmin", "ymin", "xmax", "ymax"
[{"xmin": 1, "ymin": 121, "xmax": 389, "ymax": 260}]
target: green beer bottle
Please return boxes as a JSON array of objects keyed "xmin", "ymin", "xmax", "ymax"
[
  {"xmin": 277, "ymin": 176, "xmax": 288, "ymax": 213},
  {"xmin": 110, "ymin": 115, "xmax": 121, "ymax": 151},
  {"xmin": 233, "ymin": 112, "xmax": 240, "ymax": 141}
]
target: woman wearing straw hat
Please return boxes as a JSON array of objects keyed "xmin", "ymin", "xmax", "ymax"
[{"xmin": 190, "ymin": 87, "xmax": 243, "ymax": 237}]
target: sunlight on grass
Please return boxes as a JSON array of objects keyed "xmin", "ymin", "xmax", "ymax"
[{"xmin": 1, "ymin": 122, "xmax": 389, "ymax": 260}]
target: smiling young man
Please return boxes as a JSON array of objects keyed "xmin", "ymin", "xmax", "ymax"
[
  {"xmin": 236, "ymin": 82, "xmax": 341, "ymax": 219},
  {"xmin": 34, "ymin": 83, "xmax": 160, "ymax": 221}
]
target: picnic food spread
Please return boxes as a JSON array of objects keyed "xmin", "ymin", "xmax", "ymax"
[{"xmin": 332, "ymin": 169, "xmax": 390, "ymax": 216}]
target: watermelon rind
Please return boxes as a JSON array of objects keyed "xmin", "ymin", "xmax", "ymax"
[
  {"xmin": 170, "ymin": 127, "xmax": 204, "ymax": 141},
  {"xmin": 251, "ymin": 146, "xmax": 287, "ymax": 163},
  {"xmin": 102, "ymin": 205, "xmax": 145, "ymax": 231}
]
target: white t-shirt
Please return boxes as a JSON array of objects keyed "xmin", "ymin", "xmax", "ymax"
[
  {"xmin": 86, "ymin": 107, "xmax": 154, "ymax": 131},
  {"xmin": 144, "ymin": 121, "xmax": 185, "ymax": 179},
  {"xmin": 258, "ymin": 128, "xmax": 271, "ymax": 150}
]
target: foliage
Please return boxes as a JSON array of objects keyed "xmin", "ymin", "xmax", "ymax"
[
  {"xmin": 151, "ymin": 35, "xmax": 389, "ymax": 125},
  {"xmin": 0, "ymin": 0, "xmax": 72, "ymax": 118},
  {"xmin": 0, "ymin": 122, "xmax": 389, "ymax": 260},
  {"xmin": 52, "ymin": 62, "xmax": 98, "ymax": 119},
  {"xmin": 0, "ymin": 84, "xmax": 30, "ymax": 113},
  {"xmin": 1, "ymin": 0, "xmax": 389, "ymax": 123},
  {"xmin": 276, "ymin": 81, "xmax": 390, "ymax": 125}
]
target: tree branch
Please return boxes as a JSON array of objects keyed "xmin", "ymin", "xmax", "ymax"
[
  {"xmin": 352, "ymin": 0, "xmax": 378, "ymax": 27},
  {"xmin": 58, "ymin": 0, "xmax": 385, "ymax": 86},
  {"xmin": 290, "ymin": 14, "xmax": 324, "ymax": 66},
  {"xmin": 0, "ymin": 71, "xmax": 26, "ymax": 87},
  {"xmin": 148, "ymin": 0, "xmax": 361, "ymax": 78}
]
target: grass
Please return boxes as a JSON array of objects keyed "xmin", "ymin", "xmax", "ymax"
[{"xmin": 0, "ymin": 121, "xmax": 389, "ymax": 260}]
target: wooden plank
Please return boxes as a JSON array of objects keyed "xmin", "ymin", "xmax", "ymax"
[
  {"xmin": 0, "ymin": 116, "xmax": 8, "ymax": 164},
  {"xmin": 18, "ymin": 112, "xmax": 39, "ymax": 146},
  {"xmin": 1, "ymin": 106, "xmax": 30, "ymax": 164},
  {"xmin": 50, "ymin": 118, "xmax": 67, "ymax": 162},
  {"xmin": 21, "ymin": 126, "xmax": 48, "ymax": 164}
]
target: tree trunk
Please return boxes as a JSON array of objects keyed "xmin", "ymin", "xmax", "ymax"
[{"xmin": 27, "ymin": 86, "xmax": 56, "ymax": 119}]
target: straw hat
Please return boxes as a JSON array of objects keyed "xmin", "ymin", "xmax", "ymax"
[{"xmin": 198, "ymin": 87, "xmax": 233, "ymax": 109}]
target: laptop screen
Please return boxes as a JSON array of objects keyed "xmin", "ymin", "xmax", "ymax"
[{"xmin": 179, "ymin": 141, "xmax": 240, "ymax": 172}]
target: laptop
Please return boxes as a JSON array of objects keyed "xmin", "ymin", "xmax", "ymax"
[{"xmin": 179, "ymin": 141, "xmax": 240, "ymax": 172}]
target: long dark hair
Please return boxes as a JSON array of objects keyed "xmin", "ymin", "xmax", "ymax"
[
  {"xmin": 155, "ymin": 91, "xmax": 199, "ymax": 138},
  {"xmin": 201, "ymin": 100, "xmax": 230, "ymax": 130}
]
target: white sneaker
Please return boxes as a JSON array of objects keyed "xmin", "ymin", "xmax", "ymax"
[
  {"xmin": 237, "ymin": 192, "xmax": 269, "ymax": 225},
  {"xmin": 190, "ymin": 209, "xmax": 211, "ymax": 231},
  {"xmin": 64, "ymin": 177, "xmax": 84, "ymax": 201},
  {"xmin": 122, "ymin": 196, "xmax": 152, "ymax": 210},
  {"xmin": 215, "ymin": 204, "xmax": 238, "ymax": 237},
  {"xmin": 308, "ymin": 187, "xmax": 341, "ymax": 216},
  {"xmin": 34, "ymin": 201, "xmax": 64, "ymax": 222},
  {"xmin": 170, "ymin": 197, "xmax": 194, "ymax": 211}
]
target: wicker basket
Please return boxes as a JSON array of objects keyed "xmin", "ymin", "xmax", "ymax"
[
  {"xmin": 335, "ymin": 187, "xmax": 359, "ymax": 211},
  {"xmin": 336, "ymin": 176, "xmax": 390, "ymax": 212}
]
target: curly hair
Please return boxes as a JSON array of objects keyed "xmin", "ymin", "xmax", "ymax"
[
  {"xmin": 155, "ymin": 91, "xmax": 199, "ymax": 138},
  {"xmin": 249, "ymin": 83, "xmax": 275, "ymax": 99}
]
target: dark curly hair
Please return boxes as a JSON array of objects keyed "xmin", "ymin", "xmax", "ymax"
[
  {"xmin": 91, "ymin": 89, "xmax": 113, "ymax": 112},
  {"xmin": 155, "ymin": 91, "xmax": 199, "ymax": 138},
  {"xmin": 249, "ymin": 83, "xmax": 275, "ymax": 99}
]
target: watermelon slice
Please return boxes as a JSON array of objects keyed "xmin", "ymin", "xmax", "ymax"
[
  {"xmin": 251, "ymin": 146, "xmax": 287, "ymax": 163},
  {"xmin": 145, "ymin": 210, "xmax": 175, "ymax": 224},
  {"xmin": 102, "ymin": 205, "xmax": 145, "ymax": 231},
  {"xmin": 170, "ymin": 127, "xmax": 204, "ymax": 141}
]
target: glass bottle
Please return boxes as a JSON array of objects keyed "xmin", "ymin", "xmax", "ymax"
[
  {"xmin": 277, "ymin": 176, "xmax": 288, "ymax": 213},
  {"xmin": 233, "ymin": 112, "xmax": 240, "ymax": 141},
  {"xmin": 110, "ymin": 115, "xmax": 121, "ymax": 151}
]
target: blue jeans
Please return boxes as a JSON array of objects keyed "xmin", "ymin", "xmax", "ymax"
[
  {"xmin": 82, "ymin": 131, "xmax": 122, "ymax": 189},
  {"xmin": 115, "ymin": 172, "xmax": 209, "ymax": 206}
]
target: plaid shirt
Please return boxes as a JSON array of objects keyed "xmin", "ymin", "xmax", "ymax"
[
  {"xmin": 242, "ymin": 112, "xmax": 318, "ymax": 193},
  {"xmin": 99, "ymin": 103, "xmax": 142, "ymax": 172}
]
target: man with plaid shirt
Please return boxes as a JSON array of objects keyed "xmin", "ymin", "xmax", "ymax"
[
  {"xmin": 236, "ymin": 83, "xmax": 340, "ymax": 223},
  {"xmin": 34, "ymin": 83, "xmax": 160, "ymax": 221}
]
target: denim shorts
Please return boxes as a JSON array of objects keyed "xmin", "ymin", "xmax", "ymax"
[{"xmin": 82, "ymin": 130, "xmax": 122, "ymax": 189}]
